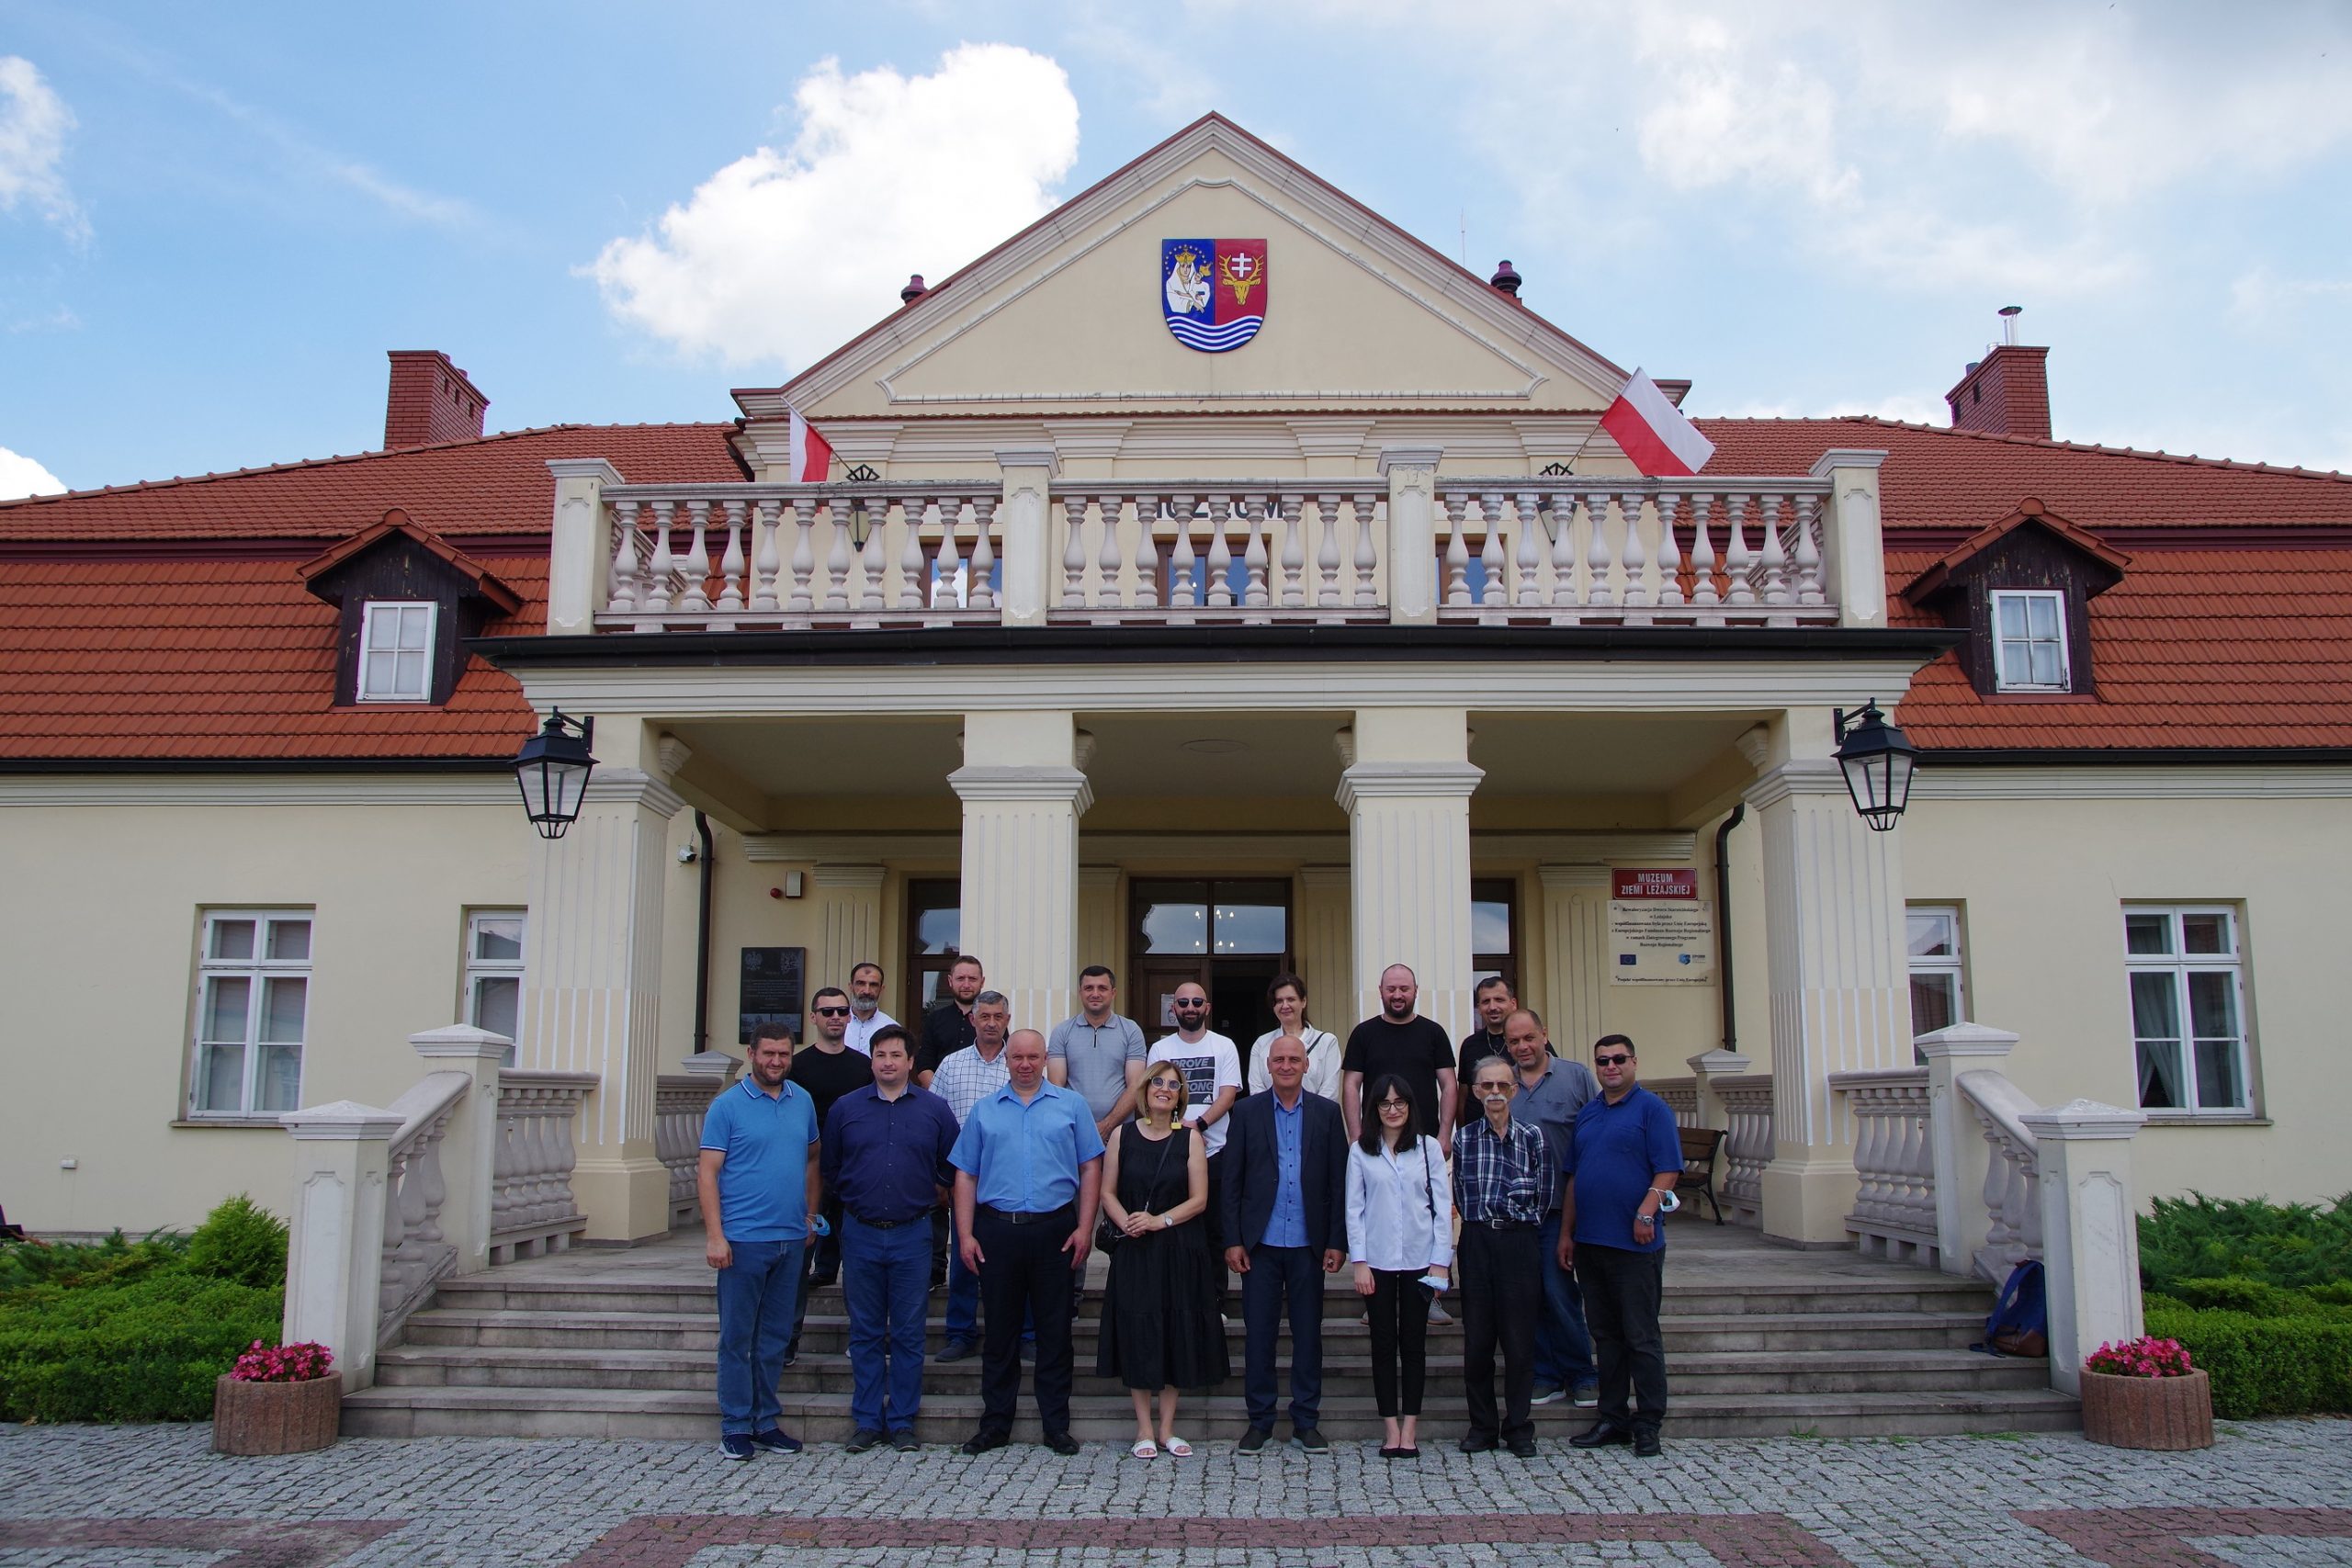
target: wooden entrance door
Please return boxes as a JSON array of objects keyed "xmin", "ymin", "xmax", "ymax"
[{"xmin": 1130, "ymin": 877, "xmax": 1292, "ymax": 1080}]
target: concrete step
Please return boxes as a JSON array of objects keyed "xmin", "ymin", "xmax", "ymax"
[
  {"xmin": 373, "ymin": 1342, "xmax": 2050, "ymax": 1397},
  {"xmin": 342, "ymin": 1382, "xmax": 2080, "ymax": 1443}
]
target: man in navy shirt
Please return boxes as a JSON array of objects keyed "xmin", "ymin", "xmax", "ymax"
[
  {"xmin": 697, "ymin": 1024, "xmax": 821, "ymax": 1461},
  {"xmin": 1558, "ymin": 1033, "xmax": 1683, "ymax": 1458},
  {"xmin": 822, "ymin": 1024, "xmax": 958, "ymax": 1453}
]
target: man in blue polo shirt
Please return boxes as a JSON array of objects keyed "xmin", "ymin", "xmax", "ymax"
[
  {"xmin": 950, "ymin": 1027, "xmax": 1105, "ymax": 1456},
  {"xmin": 1558, "ymin": 1032, "xmax": 1683, "ymax": 1459},
  {"xmin": 698, "ymin": 1023, "xmax": 821, "ymax": 1461}
]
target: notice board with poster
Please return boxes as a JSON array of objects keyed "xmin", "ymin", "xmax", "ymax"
[
  {"xmin": 1608, "ymin": 869, "xmax": 1714, "ymax": 984},
  {"xmin": 739, "ymin": 946, "xmax": 807, "ymax": 1043}
]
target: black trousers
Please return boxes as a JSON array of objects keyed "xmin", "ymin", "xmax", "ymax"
[
  {"xmin": 1203, "ymin": 1147, "xmax": 1228, "ymax": 1305},
  {"xmin": 973, "ymin": 1204, "xmax": 1078, "ymax": 1438},
  {"xmin": 1367, "ymin": 1268, "xmax": 1432, "ymax": 1417},
  {"xmin": 1577, "ymin": 1241, "xmax": 1668, "ymax": 1433},
  {"xmin": 1459, "ymin": 1223, "xmax": 1541, "ymax": 1443}
]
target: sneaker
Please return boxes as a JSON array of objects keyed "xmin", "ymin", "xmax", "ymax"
[
  {"xmin": 843, "ymin": 1427, "xmax": 885, "ymax": 1454},
  {"xmin": 1571, "ymin": 1382, "xmax": 1600, "ymax": 1408},
  {"xmin": 937, "ymin": 1337, "xmax": 978, "ymax": 1362},
  {"xmin": 1427, "ymin": 1301, "xmax": 1452, "ymax": 1325},
  {"xmin": 1529, "ymin": 1384, "xmax": 1566, "ymax": 1406},
  {"xmin": 1237, "ymin": 1427, "xmax": 1272, "ymax": 1453},
  {"xmin": 1292, "ymin": 1427, "xmax": 1329, "ymax": 1453},
  {"xmin": 889, "ymin": 1429, "xmax": 922, "ymax": 1452},
  {"xmin": 718, "ymin": 1433, "xmax": 755, "ymax": 1461},
  {"xmin": 749, "ymin": 1427, "xmax": 802, "ymax": 1454}
]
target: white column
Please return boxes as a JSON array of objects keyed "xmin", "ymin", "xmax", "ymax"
[
  {"xmin": 519, "ymin": 761, "xmax": 684, "ymax": 1243},
  {"xmin": 1918, "ymin": 1022, "xmax": 2019, "ymax": 1276},
  {"xmin": 279, "ymin": 1100, "xmax": 401, "ymax": 1390},
  {"xmin": 1338, "ymin": 708, "xmax": 1481, "ymax": 1037},
  {"xmin": 994, "ymin": 447, "xmax": 1059, "ymax": 628},
  {"xmin": 1077, "ymin": 865, "xmax": 1123, "ymax": 976},
  {"xmin": 2022, "ymin": 1100, "xmax": 2147, "ymax": 1394},
  {"xmin": 1295, "ymin": 865, "xmax": 1353, "ymax": 1030},
  {"xmin": 1379, "ymin": 446, "xmax": 1442, "ymax": 626},
  {"xmin": 1745, "ymin": 709, "xmax": 1915, "ymax": 1244},
  {"xmin": 545, "ymin": 458, "xmax": 624, "ymax": 635},
  {"xmin": 812, "ymin": 864, "xmax": 887, "ymax": 992},
  {"xmin": 1808, "ymin": 448, "xmax": 1889, "ymax": 630},
  {"xmin": 950, "ymin": 710, "xmax": 1090, "ymax": 1033},
  {"xmin": 1538, "ymin": 864, "xmax": 1611, "ymax": 1052},
  {"xmin": 406, "ymin": 1025, "xmax": 509, "ymax": 1279}
]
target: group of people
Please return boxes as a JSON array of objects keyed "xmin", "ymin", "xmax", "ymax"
[{"xmin": 695, "ymin": 956, "xmax": 1685, "ymax": 1462}]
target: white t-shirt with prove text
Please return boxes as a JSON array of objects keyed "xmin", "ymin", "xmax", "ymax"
[{"xmin": 1148, "ymin": 1032, "xmax": 1241, "ymax": 1156}]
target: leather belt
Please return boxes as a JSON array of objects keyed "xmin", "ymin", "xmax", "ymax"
[
  {"xmin": 848, "ymin": 1213, "xmax": 921, "ymax": 1230},
  {"xmin": 978, "ymin": 1203, "xmax": 1074, "ymax": 1226}
]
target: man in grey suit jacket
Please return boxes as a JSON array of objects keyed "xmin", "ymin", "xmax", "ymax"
[{"xmin": 1220, "ymin": 1035, "xmax": 1348, "ymax": 1452}]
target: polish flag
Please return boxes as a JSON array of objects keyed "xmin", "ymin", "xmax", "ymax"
[
  {"xmin": 1599, "ymin": 368, "xmax": 1716, "ymax": 478},
  {"xmin": 786, "ymin": 409, "xmax": 834, "ymax": 483}
]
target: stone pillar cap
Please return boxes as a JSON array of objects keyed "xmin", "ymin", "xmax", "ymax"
[
  {"xmin": 411, "ymin": 1025, "xmax": 514, "ymax": 1062},
  {"xmin": 279, "ymin": 1100, "xmax": 404, "ymax": 1140},
  {"xmin": 678, "ymin": 1051, "xmax": 742, "ymax": 1080},
  {"xmin": 1916, "ymin": 1022, "xmax": 2020, "ymax": 1059},
  {"xmin": 1685, "ymin": 1049, "xmax": 1753, "ymax": 1075},
  {"xmin": 2020, "ymin": 1099, "xmax": 2147, "ymax": 1141}
]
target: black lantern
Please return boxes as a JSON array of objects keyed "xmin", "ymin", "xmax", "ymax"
[
  {"xmin": 512, "ymin": 711, "xmax": 597, "ymax": 840},
  {"xmin": 1832, "ymin": 700, "xmax": 1919, "ymax": 832}
]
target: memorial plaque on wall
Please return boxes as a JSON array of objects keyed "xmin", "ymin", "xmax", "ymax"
[{"xmin": 739, "ymin": 946, "xmax": 806, "ymax": 1043}]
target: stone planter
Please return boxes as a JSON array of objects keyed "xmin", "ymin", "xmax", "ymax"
[
  {"xmin": 210, "ymin": 1373, "xmax": 342, "ymax": 1455},
  {"xmin": 2079, "ymin": 1368, "xmax": 2213, "ymax": 1450}
]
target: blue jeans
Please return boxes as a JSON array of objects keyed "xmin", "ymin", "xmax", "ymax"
[
  {"xmin": 841, "ymin": 1215, "xmax": 930, "ymax": 1436},
  {"xmin": 715, "ymin": 1236, "xmax": 804, "ymax": 1436},
  {"xmin": 945, "ymin": 1212, "xmax": 980, "ymax": 1343},
  {"xmin": 1536, "ymin": 1209, "xmax": 1596, "ymax": 1392},
  {"xmin": 1240, "ymin": 1243, "xmax": 1324, "ymax": 1432}
]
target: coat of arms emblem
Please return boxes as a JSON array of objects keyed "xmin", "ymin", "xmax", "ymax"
[{"xmin": 1161, "ymin": 238, "xmax": 1268, "ymax": 353}]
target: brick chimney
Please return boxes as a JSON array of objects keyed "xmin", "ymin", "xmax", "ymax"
[
  {"xmin": 384, "ymin": 351, "xmax": 489, "ymax": 450},
  {"xmin": 1945, "ymin": 344, "xmax": 2051, "ymax": 441}
]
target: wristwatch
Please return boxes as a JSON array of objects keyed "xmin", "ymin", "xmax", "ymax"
[{"xmin": 1159, "ymin": 1214, "xmax": 1172, "ymax": 1230}]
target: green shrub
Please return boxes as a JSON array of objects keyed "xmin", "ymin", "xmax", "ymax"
[
  {"xmin": 2166, "ymin": 1276, "xmax": 2329, "ymax": 1318},
  {"xmin": 183, "ymin": 1195, "xmax": 288, "ymax": 1290},
  {"xmin": 2140, "ymin": 1192, "xmax": 2352, "ymax": 1294},
  {"xmin": 0, "ymin": 1273, "xmax": 282, "ymax": 1423},
  {"xmin": 2144, "ymin": 1304, "xmax": 2352, "ymax": 1419},
  {"xmin": 2305, "ymin": 1280, "xmax": 2352, "ymax": 1308},
  {"xmin": 0, "ymin": 1230, "xmax": 187, "ymax": 1294}
]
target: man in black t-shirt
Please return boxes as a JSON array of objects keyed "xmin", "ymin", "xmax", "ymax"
[
  {"xmin": 786, "ymin": 987, "xmax": 875, "ymax": 1356},
  {"xmin": 1455, "ymin": 975, "xmax": 1519, "ymax": 1126},
  {"xmin": 916, "ymin": 954, "xmax": 984, "ymax": 1084},
  {"xmin": 1340, "ymin": 963, "xmax": 1459, "ymax": 1145}
]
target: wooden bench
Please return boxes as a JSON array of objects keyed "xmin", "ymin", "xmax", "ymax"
[{"xmin": 1678, "ymin": 1127, "xmax": 1726, "ymax": 1224}]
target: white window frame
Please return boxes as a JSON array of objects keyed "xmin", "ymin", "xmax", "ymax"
[
  {"xmin": 463, "ymin": 909, "xmax": 526, "ymax": 1066},
  {"xmin": 2123, "ymin": 904, "xmax": 2254, "ymax": 1117},
  {"xmin": 1990, "ymin": 588, "xmax": 2071, "ymax": 693},
  {"xmin": 357, "ymin": 600, "xmax": 436, "ymax": 703},
  {"xmin": 189, "ymin": 909, "xmax": 313, "ymax": 1120},
  {"xmin": 1906, "ymin": 904, "xmax": 1967, "ymax": 1040}
]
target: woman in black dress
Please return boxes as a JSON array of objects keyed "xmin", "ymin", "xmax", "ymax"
[{"xmin": 1096, "ymin": 1061, "xmax": 1225, "ymax": 1457}]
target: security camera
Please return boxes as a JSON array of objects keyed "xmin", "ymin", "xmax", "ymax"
[{"xmin": 676, "ymin": 845, "xmax": 699, "ymax": 865}]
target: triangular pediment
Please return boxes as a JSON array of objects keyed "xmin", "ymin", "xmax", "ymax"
[{"xmin": 746, "ymin": 117, "xmax": 1630, "ymax": 437}]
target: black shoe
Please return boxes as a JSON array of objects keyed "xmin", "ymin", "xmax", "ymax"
[
  {"xmin": 1292, "ymin": 1427, "xmax": 1328, "ymax": 1452},
  {"xmin": 1507, "ymin": 1435, "xmax": 1539, "ymax": 1459},
  {"xmin": 780, "ymin": 1348, "xmax": 798, "ymax": 1370},
  {"xmin": 1238, "ymin": 1427, "xmax": 1272, "ymax": 1453},
  {"xmin": 1633, "ymin": 1427, "xmax": 1663, "ymax": 1459},
  {"xmin": 842, "ymin": 1427, "xmax": 885, "ymax": 1453},
  {"xmin": 809, "ymin": 1271, "xmax": 839, "ymax": 1290},
  {"xmin": 749, "ymin": 1427, "xmax": 802, "ymax": 1454},
  {"xmin": 960, "ymin": 1430, "xmax": 1008, "ymax": 1455},
  {"xmin": 889, "ymin": 1428, "xmax": 921, "ymax": 1452},
  {"xmin": 1458, "ymin": 1431, "xmax": 1498, "ymax": 1454},
  {"xmin": 1570, "ymin": 1422, "xmax": 1632, "ymax": 1450},
  {"xmin": 1044, "ymin": 1431, "xmax": 1080, "ymax": 1456},
  {"xmin": 937, "ymin": 1337, "xmax": 977, "ymax": 1362},
  {"xmin": 1380, "ymin": 1445, "xmax": 1401, "ymax": 1459}
]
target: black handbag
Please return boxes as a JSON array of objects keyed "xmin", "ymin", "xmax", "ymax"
[{"xmin": 1096, "ymin": 1126, "xmax": 1182, "ymax": 1253}]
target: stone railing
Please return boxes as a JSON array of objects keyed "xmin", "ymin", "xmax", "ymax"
[
  {"xmin": 1829, "ymin": 1067, "xmax": 1938, "ymax": 1266},
  {"xmin": 1714, "ymin": 1074, "xmax": 1775, "ymax": 1226},
  {"xmin": 491, "ymin": 1070, "xmax": 597, "ymax": 1263},
  {"xmin": 1648, "ymin": 1077, "xmax": 1701, "ymax": 1129},
  {"xmin": 655, "ymin": 1053, "xmax": 741, "ymax": 1231},
  {"xmin": 375, "ymin": 1070, "xmax": 471, "ymax": 1347},
  {"xmin": 1958, "ymin": 1067, "xmax": 2044, "ymax": 1284}
]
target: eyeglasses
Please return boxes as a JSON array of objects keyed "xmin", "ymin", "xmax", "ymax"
[
  {"xmin": 1377, "ymin": 1100, "xmax": 1411, "ymax": 1113},
  {"xmin": 1594, "ymin": 1053, "xmax": 1633, "ymax": 1066},
  {"xmin": 813, "ymin": 1006, "xmax": 851, "ymax": 1017}
]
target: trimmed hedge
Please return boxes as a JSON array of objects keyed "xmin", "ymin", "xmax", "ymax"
[
  {"xmin": 2145, "ymin": 1304, "xmax": 2352, "ymax": 1419},
  {"xmin": 2140, "ymin": 1192, "xmax": 2352, "ymax": 1294}
]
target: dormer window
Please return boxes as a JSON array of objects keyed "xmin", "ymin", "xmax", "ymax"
[
  {"xmin": 359, "ymin": 601, "xmax": 437, "ymax": 702},
  {"xmin": 1990, "ymin": 590, "xmax": 2069, "ymax": 692}
]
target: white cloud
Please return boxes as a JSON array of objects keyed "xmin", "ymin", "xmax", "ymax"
[
  {"xmin": 0, "ymin": 56, "xmax": 86, "ymax": 240},
  {"xmin": 0, "ymin": 446, "xmax": 67, "ymax": 500},
  {"xmin": 588, "ymin": 44, "xmax": 1080, "ymax": 371},
  {"xmin": 1064, "ymin": 6, "xmax": 1216, "ymax": 125}
]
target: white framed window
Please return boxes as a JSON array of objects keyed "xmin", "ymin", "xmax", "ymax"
[
  {"xmin": 358, "ymin": 601, "xmax": 435, "ymax": 702},
  {"xmin": 1907, "ymin": 905, "xmax": 1967, "ymax": 1038},
  {"xmin": 464, "ymin": 910, "xmax": 526, "ymax": 1066},
  {"xmin": 1990, "ymin": 589, "xmax": 2070, "ymax": 692},
  {"xmin": 2124, "ymin": 905, "xmax": 2252, "ymax": 1115},
  {"xmin": 191, "ymin": 910, "xmax": 312, "ymax": 1119}
]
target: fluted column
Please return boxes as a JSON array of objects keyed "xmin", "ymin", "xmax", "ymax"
[
  {"xmin": 813, "ymin": 864, "xmax": 887, "ymax": 994},
  {"xmin": 1077, "ymin": 865, "xmax": 1123, "ymax": 976},
  {"xmin": 519, "ymin": 764, "xmax": 683, "ymax": 1242},
  {"xmin": 949, "ymin": 710, "xmax": 1091, "ymax": 1034},
  {"xmin": 1744, "ymin": 709, "xmax": 1915, "ymax": 1244},
  {"xmin": 1295, "ymin": 865, "xmax": 1352, "ymax": 1027},
  {"xmin": 1538, "ymin": 864, "xmax": 1611, "ymax": 1054},
  {"xmin": 1337, "ymin": 708, "xmax": 1481, "ymax": 1038}
]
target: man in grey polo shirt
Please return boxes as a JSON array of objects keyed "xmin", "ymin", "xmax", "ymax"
[
  {"xmin": 1505, "ymin": 1008, "xmax": 1600, "ymax": 1409},
  {"xmin": 1046, "ymin": 965, "xmax": 1148, "ymax": 1141}
]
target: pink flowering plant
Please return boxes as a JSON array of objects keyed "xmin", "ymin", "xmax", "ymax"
[
  {"xmin": 2083, "ymin": 1335, "xmax": 2195, "ymax": 1379},
  {"xmin": 230, "ymin": 1339, "xmax": 334, "ymax": 1383}
]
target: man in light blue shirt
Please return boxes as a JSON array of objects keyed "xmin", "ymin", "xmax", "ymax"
[
  {"xmin": 697, "ymin": 1024, "xmax": 820, "ymax": 1461},
  {"xmin": 950, "ymin": 1028, "xmax": 1104, "ymax": 1455}
]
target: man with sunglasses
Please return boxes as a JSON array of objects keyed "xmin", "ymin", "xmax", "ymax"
[
  {"xmin": 1560, "ymin": 1033, "xmax": 1683, "ymax": 1459},
  {"xmin": 1148, "ymin": 981, "xmax": 1241, "ymax": 1307},
  {"xmin": 786, "ymin": 987, "xmax": 875, "ymax": 1358}
]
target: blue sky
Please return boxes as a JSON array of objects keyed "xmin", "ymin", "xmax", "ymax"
[{"xmin": 4, "ymin": 1, "xmax": 2349, "ymax": 498}]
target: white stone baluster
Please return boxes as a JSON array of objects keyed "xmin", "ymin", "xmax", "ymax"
[
  {"xmin": 1793, "ymin": 492, "xmax": 1826, "ymax": 606},
  {"xmin": 1690, "ymin": 494, "xmax": 1720, "ymax": 615},
  {"xmin": 1351, "ymin": 494, "xmax": 1380, "ymax": 609},
  {"xmin": 1061, "ymin": 496, "xmax": 1088, "ymax": 609},
  {"xmin": 854, "ymin": 500, "xmax": 888, "ymax": 612},
  {"xmin": 898, "ymin": 498, "xmax": 927, "ymax": 611},
  {"xmin": 786, "ymin": 495, "xmax": 816, "ymax": 613},
  {"xmin": 1477, "ymin": 495, "xmax": 1508, "ymax": 607},
  {"xmin": 1586, "ymin": 493, "xmax": 1616, "ymax": 607},
  {"xmin": 969, "ymin": 497, "xmax": 998, "ymax": 612},
  {"xmin": 715, "ymin": 499, "xmax": 746, "ymax": 614},
  {"xmin": 1514, "ymin": 493, "xmax": 1544, "ymax": 607},
  {"xmin": 1657, "ymin": 492, "xmax": 1687, "ymax": 608},
  {"xmin": 1205, "ymin": 497, "xmax": 1234, "ymax": 608},
  {"xmin": 1280, "ymin": 496, "xmax": 1306, "ymax": 609},
  {"xmin": 1095, "ymin": 496, "xmax": 1126, "ymax": 610},
  {"xmin": 679, "ymin": 500, "xmax": 713, "ymax": 613},
  {"xmin": 1621, "ymin": 491, "xmax": 1651, "ymax": 613},
  {"xmin": 643, "ymin": 500, "xmax": 675, "ymax": 615},
  {"xmin": 1242, "ymin": 495, "xmax": 1271, "ymax": 611},
  {"xmin": 821, "ymin": 500, "xmax": 851, "ymax": 612},
  {"xmin": 933, "ymin": 499, "xmax": 965, "ymax": 608},
  {"xmin": 1170, "ymin": 499, "xmax": 1198, "ymax": 607},
  {"xmin": 1135, "ymin": 497, "xmax": 1160, "ymax": 608},
  {"xmin": 1548, "ymin": 494, "xmax": 1578, "ymax": 609},
  {"xmin": 1315, "ymin": 496, "xmax": 1341, "ymax": 608},
  {"xmin": 1724, "ymin": 494, "xmax": 1756, "ymax": 607},
  {"xmin": 607, "ymin": 499, "xmax": 640, "ymax": 613},
  {"xmin": 751, "ymin": 500, "xmax": 781, "ymax": 613},
  {"xmin": 1442, "ymin": 495, "xmax": 1472, "ymax": 606},
  {"xmin": 1758, "ymin": 491, "xmax": 1791, "ymax": 611}
]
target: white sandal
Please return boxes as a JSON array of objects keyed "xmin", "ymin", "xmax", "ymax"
[
  {"xmin": 1130, "ymin": 1438, "xmax": 1159, "ymax": 1459},
  {"xmin": 1162, "ymin": 1435, "xmax": 1193, "ymax": 1458}
]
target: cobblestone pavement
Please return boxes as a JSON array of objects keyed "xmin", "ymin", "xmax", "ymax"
[{"xmin": 3, "ymin": 1419, "xmax": 2348, "ymax": 1566}]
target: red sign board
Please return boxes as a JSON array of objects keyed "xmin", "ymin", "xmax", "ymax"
[{"xmin": 1613, "ymin": 869, "xmax": 1698, "ymax": 900}]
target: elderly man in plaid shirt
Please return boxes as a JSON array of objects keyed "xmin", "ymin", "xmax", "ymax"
[{"xmin": 1452, "ymin": 1055, "xmax": 1556, "ymax": 1456}]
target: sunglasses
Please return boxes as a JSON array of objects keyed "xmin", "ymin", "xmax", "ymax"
[
  {"xmin": 1172, "ymin": 1001, "xmax": 1206, "ymax": 1010},
  {"xmin": 1594, "ymin": 1053, "xmax": 1633, "ymax": 1066},
  {"xmin": 813, "ymin": 1006, "xmax": 851, "ymax": 1017}
]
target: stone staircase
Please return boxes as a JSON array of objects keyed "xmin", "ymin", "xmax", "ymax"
[{"xmin": 345, "ymin": 1222, "xmax": 2077, "ymax": 1443}]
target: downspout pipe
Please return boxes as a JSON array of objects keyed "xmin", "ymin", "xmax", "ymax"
[
  {"xmin": 694, "ymin": 811, "xmax": 715, "ymax": 1055},
  {"xmin": 1713, "ymin": 803, "xmax": 1746, "ymax": 1055}
]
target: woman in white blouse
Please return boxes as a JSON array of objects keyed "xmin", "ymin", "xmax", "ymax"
[
  {"xmin": 1246, "ymin": 972, "xmax": 1341, "ymax": 1099},
  {"xmin": 1344, "ymin": 1072, "xmax": 1453, "ymax": 1459}
]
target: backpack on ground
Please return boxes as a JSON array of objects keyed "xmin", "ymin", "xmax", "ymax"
[{"xmin": 1975, "ymin": 1258, "xmax": 2049, "ymax": 1358}]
